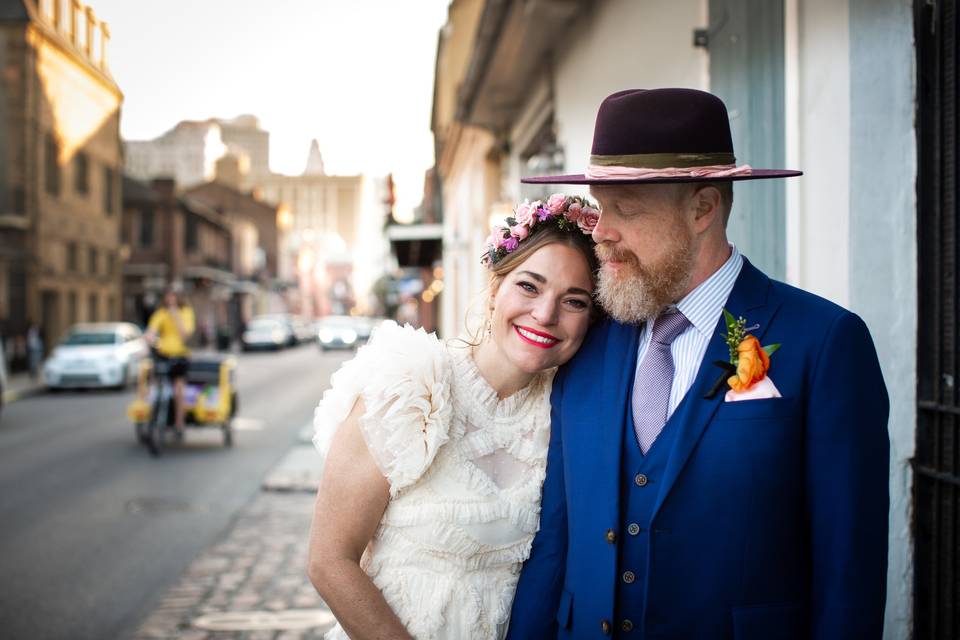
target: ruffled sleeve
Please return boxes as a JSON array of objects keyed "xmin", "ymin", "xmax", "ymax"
[{"xmin": 313, "ymin": 321, "xmax": 453, "ymax": 496}]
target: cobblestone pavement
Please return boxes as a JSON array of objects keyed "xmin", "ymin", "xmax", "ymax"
[{"xmin": 132, "ymin": 440, "xmax": 333, "ymax": 640}]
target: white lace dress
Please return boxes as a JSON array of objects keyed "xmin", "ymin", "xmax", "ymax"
[{"xmin": 313, "ymin": 322, "xmax": 553, "ymax": 640}]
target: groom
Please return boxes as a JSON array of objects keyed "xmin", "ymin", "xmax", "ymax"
[{"xmin": 507, "ymin": 89, "xmax": 889, "ymax": 639}]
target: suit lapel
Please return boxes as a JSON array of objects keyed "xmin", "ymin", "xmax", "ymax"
[
  {"xmin": 590, "ymin": 319, "xmax": 641, "ymax": 523},
  {"xmin": 651, "ymin": 259, "xmax": 781, "ymax": 518}
]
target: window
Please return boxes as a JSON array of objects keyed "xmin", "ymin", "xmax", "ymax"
[
  {"xmin": 185, "ymin": 214, "xmax": 198, "ymax": 251},
  {"xmin": 140, "ymin": 207, "xmax": 154, "ymax": 247},
  {"xmin": 67, "ymin": 292, "xmax": 77, "ymax": 324},
  {"xmin": 88, "ymin": 293, "xmax": 98, "ymax": 322},
  {"xmin": 45, "ymin": 134, "xmax": 60, "ymax": 196},
  {"xmin": 106, "ymin": 252, "xmax": 115, "ymax": 277},
  {"xmin": 66, "ymin": 242, "xmax": 77, "ymax": 271},
  {"xmin": 74, "ymin": 151, "xmax": 89, "ymax": 194},
  {"xmin": 88, "ymin": 247, "xmax": 97, "ymax": 275},
  {"xmin": 102, "ymin": 166, "xmax": 115, "ymax": 214}
]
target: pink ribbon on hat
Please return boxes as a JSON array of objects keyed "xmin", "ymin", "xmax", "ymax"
[{"xmin": 584, "ymin": 163, "xmax": 754, "ymax": 180}]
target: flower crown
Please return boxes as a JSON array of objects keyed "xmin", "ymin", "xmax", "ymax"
[{"xmin": 481, "ymin": 194, "xmax": 599, "ymax": 269}]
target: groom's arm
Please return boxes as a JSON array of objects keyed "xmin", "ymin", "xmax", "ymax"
[
  {"xmin": 506, "ymin": 374, "xmax": 569, "ymax": 640},
  {"xmin": 805, "ymin": 311, "xmax": 890, "ymax": 639}
]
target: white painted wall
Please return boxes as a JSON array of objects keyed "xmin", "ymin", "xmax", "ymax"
[
  {"xmin": 440, "ymin": 126, "xmax": 496, "ymax": 340},
  {"xmin": 785, "ymin": 0, "xmax": 850, "ymax": 307},
  {"xmin": 552, "ymin": 0, "xmax": 708, "ymax": 194},
  {"xmin": 846, "ymin": 1, "xmax": 917, "ymax": 636}
]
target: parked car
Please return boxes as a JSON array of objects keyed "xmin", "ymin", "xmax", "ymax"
[
  {"xmin": 350, "ymin": 316, "xmax": 387, "ymax": 344},
  {"xmin": 316, "ymin": 316, "xmax": 360, "ymax": 351},
  {"xmin": 43, "ymin": 323, "xmax": 149, "ymax": 390},
  {"xmin": 290, "ymin": 316, "xmax": 315, "ymax": 344},
  {"xmin": 241, "ymin": 316, "xmax": 294, "ymax": 351}
]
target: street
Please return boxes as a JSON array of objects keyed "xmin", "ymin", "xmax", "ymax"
[{"xmin": 0, "ymin": 345, "xmax": 349, "ymax": 640}]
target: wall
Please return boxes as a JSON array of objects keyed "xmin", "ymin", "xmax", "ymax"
[
  {"xmin": 785, "ymin": 0, "xmax": 850, "ymax": 306},
  {"xmin": 847, "ymin": 0, "xmax": 916, "ymax": 636},
  {"xmin": 552, "ymin": 0, "xmax": 707, "ymax": 198}
]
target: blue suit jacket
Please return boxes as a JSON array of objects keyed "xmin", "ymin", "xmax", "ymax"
[{"xmin": 507, "ymin": 259, "xmax": 890, "ymax": 640}]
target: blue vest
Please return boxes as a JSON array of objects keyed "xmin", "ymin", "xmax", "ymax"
[{"xmin": 615, "ymin": 401, "xmax": 681, "ymax": 636}]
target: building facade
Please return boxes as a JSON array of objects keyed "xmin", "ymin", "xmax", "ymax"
[
  {"xmin": 256, "ymin": 154, "xmax": 369, "ymax": 317},
  {"xmin": 431, "ymin": 0, "xmax": 925, "ymax": 637},
  {"xmin": 120, "ymin": 177, "xmax": 234, "ymax": 344},
  {"xmin": 124, "ymin": 115, "xmax": 270, "ymax": 190},
  {"xmin": 0, "ymin": 0, "xmax": 123, "ymax": 363},
  {"xmin": 184, "ymin": 180, "xmax": 280, "ymax": 283}
]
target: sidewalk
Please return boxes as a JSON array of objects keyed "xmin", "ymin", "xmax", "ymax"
[
  {"xmin": 2, "ymin": 370, "xmax": 45, "ymax": 404},
  {"xmin": 132, "ymin": 425, "xmax": 333, "ymax": 640}
]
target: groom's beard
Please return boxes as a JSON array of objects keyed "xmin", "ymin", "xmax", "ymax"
[{"xmin": 595, "ymin": 232, "xmax": 694, "ymax": 324}]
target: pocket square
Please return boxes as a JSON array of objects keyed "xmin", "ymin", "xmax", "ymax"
[{"xmin": 724, "ymin": 375, "xmax": 782, "ymax": 402}]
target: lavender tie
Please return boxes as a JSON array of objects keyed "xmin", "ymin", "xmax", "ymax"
[{"xmin": 632, "ymin": 310, "xmax": 691, "ymax": 454}]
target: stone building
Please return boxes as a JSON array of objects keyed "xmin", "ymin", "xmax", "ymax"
[
  {"xmin": 125, "ymin": 115, "xmax": 270, "ymax": 190},
  {"xmin": 120, "ymin": 177, "xmax": 233, "ymax": 345},
  {"xmin": 0, "ymin": 0, "xmax": 123, "ymax": 362},
  {"xmin": 184, "ymin": 179, "xmax": 280, "ymax": 282}
]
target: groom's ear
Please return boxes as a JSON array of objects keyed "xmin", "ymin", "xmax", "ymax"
[{"xmin": 690, "ymin": 185, "xmax": 723, "ymax": 232}]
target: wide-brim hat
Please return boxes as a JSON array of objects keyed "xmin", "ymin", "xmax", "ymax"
[{"xmin": 522, "ymin": 88, "xmax": 802, "ymax": 185}]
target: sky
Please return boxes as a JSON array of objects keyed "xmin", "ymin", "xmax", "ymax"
[{"xmin": 93, "ymin": 0, "xmax": 451, "ymax": 220}]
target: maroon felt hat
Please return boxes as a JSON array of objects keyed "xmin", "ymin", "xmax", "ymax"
[{"xmin": 523, "ymin": 88, "xmax": 802, "ymax": 185}]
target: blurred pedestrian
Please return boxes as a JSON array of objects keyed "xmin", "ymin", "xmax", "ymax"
[
  {"xmin": 144, "ymin": 285, "xmax": 195, "ymax": 435},
  {"xmin": 26, "ymin": 320, "xmax": 43, "ymax": 380}
]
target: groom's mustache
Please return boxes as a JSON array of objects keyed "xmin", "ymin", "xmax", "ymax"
[{"xmin": 596, "ymin": 244, "xmax": 638, "ymax": 266}]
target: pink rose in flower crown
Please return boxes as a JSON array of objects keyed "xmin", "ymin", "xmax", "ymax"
[
  {"xmin": 511, "ymin": 223, "xmax": 530, "ymax": 241},
  {"xmin": 503, "ymin": 236, "xmax": 520, "ymax": 252},
  {"xmin": 514, "ymin": 202, "xmax": 535, "ymax": 227},
  {"xmin": 486, "ymin": 226, "xmax": 507, "ymax": 250},
  {"xmin": 546, "ymin": 193, "xmax": 568, "ymax": 216},
  {"xmin": 577, "ymin": 206, "xmax": 600, "ymax": 233},
  {"xmin": 565, "ymin": 201, "xmax": 583, "ymax": 223}
]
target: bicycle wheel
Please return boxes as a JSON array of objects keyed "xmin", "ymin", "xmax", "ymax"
[{"xmin": 146, "ymin": 396, "xmax": 167, "ymax": 457}]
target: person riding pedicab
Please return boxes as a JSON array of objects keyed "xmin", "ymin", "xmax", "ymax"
[{"xmin": 144, "ymin": 286, "xmax": 195, "ymax": 435}]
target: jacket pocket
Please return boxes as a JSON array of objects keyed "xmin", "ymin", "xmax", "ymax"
[
  {"xmin": 714, "ymin": 396, "xmax": 800, "ymax": 422},
  {"xmin": 556, "ymin": 588, "xmax": 574, "ymax": 629},
  {"xmin": 731, "ymin": 602, "xmax": 805, "ymax": 640}
]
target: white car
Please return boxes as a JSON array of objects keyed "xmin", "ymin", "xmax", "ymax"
[
  {"xmin": 241, "ymin": 316, "xmax": 294, "ymax": 351},
  {"xmin": 43, "ymin": 323, "xmax": 149, "ymax": 390}
]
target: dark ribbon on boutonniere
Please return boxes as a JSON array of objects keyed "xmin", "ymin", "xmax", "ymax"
[{"xmin": 704, "ymin": 361, "xmax": 737, "ymax": 399}]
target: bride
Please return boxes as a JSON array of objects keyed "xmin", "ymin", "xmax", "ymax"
[{"xmin": 308, "ymin": 194, "xmax": 600, "ymax": 639}]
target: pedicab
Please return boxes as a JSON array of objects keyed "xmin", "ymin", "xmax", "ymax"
[{"xmin": 127, "ymin": 353, "xmax": 238, "ymax": 456}]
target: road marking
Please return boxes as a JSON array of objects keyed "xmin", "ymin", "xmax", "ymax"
[
  {"xmin": 231, "ymin": 417, "xmax": 265, "ymax": 431},
  {"xmin": 192, "ymin": 609, "xmax": 336, "ymax": 631}
]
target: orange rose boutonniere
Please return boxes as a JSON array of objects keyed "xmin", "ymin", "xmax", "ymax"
[{"xmin": 705, "ymin": 310, "xmax": 781, "ymax": 398}]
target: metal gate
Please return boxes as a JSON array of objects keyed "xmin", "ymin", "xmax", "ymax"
[{"xmin": 915, "ymin": 1, "xmax": 960, "ymax": 638}]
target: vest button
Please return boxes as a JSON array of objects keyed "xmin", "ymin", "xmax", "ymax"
[
  {"xmin": 605, "ymin": 528, "xmax": 617, "ymax": 544},
  {"xmin": 634, "ymin": 473, "xmax": 648, "ymax": 487},
  {"xmin": 601, "ymin": 619, "xmax": 612, "ymax": 635},
  {"xmin": 627, "ymin": 523, "xmax": 641, "ymax": 535},
  {"xmin": 621, "ymin": 619, "xmax": 635, "ymax": 632},
  {"xmin": 622, "ymin": 570, "xmax": 636, "ymax": 584}
]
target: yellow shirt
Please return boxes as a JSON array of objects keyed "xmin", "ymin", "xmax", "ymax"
[{"xmin": 148, "ymin": 306, "xmax": 195, "ymax": 357}]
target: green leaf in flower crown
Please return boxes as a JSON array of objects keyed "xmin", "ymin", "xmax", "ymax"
[
  {"xmin": 505, "ymin": 217, "xmax": 517, "ymax": 226},
  {"xmin": 762, "ymin": 343, "xmax": 781, "ymax": 357}
]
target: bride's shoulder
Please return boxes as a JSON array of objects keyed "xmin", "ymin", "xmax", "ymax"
[{"xmin": 313, "ymin": 321, "xmax": 453, "ymax": 495}]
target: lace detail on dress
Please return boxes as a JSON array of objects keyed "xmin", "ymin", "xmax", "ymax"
[{"xmin": 318, "ymin": 338, "xmax": 555, "ymax": 640}]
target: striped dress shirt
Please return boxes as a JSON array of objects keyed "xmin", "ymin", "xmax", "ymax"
[{"xmin": 634, "ymin": 244, "xmax": 744, "ymax": 419}]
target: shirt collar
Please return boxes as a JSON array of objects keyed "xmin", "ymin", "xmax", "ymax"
[{"xmin": 672, "ymin": 243, "xmax": 743, "ymax": 339}]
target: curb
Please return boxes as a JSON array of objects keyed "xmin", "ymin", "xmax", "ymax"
[{"xmin": 2, "ymin": 384, "xmax": 45, "ymax": 405}]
